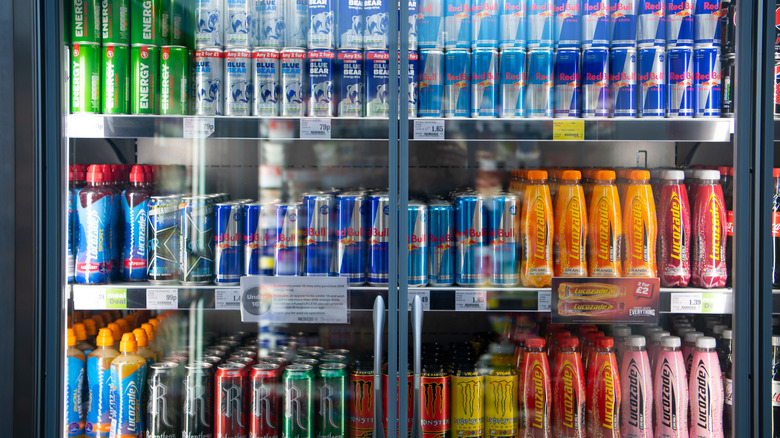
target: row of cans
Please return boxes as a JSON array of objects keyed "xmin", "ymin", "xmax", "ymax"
[{"xmin": 420, "ymin": 46, "xmax": 723, "ymax": 118}]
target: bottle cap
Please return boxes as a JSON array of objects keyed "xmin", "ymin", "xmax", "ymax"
[
  {"xmin": 525, "ymin": 337, "xmax": 545, "ymax": 349},
  {"xmin": 661, "ymin": 336, "xmax": 681, "ymax": 348},
  {"xmin": 120, "ymin": 333, "xmax": 138, "ymax": 352},
  {"xmin": 773, "ymin": 336, "xmax": 780, "ymax": 347},
  {"xmin": 141, "ymin": 323, "xmax": 156, "ymax": 340},
  {"xmin": 66, "ymin": 328, "xmax": 76, "ymax": 347},
  {"xmin": 581, "ymin": 169, "xmax": 597, "ymax": 180},
  {"xmin": 684, "ymin": 331, "xmax": 704, "ymax": 343},
  {"xmin": 560, "ymin": 170, "xmax": 581, "ymax": 181},
  {"xmin": 129, "ymin": 165, "xmax": 147, "ymax": 183},
  {"xmin": 676, "ymin": 327, "xmax": 695, "ymax": 337},
  {"xmin": 595, "ymin": 337, "xmax": 614, "ymax": 349},
  {"xmin": 616, "ymin": 169, "xmax": 631, "ymax": 180},
  {"xmin": 693, "ymin": 169, "xmax": 721, "ymax": 181},
  {"xmin": 659, "ymin": 169, "xmax": 685, "ymax": 181},
  {"xmin": 526, "ymin": 170, "xmax": 548, "ymax": 181},
  {"xmin": 723, "ymin": 329, "xmax": 732, "ymax": 340},
  {"xmin": 96, "ymin": 328, "xmax": 114, "ymax": 347},
  {"xmin": 612, "ymin": 326, "xmax": 632, "ymax": 338},
  {"xmin": 83, "ymin": 318, "xmax": 97, "ymax": 336},
  {"xmin": 625, "ymin": 335, "xmax": 646, "ymax": 348},
  {"xmin": 132, "ymin": 328, "xmax": 149, "ymax": 347},
  {"xmin": 594, "ymin": 170, "xmax": 616, "ymax": 181},
  {"xmin": 148, "ymin": 318, "xmax": 160, "ymax": 330},
  {"xmin": 774, "ymin": 168, "xmax": 780, "ymax": 178},
  {"xmin": 717, "ymin": 166, "xmax": 731, "ymax": 177},
  {"xmin": 712, "ymin": 324, "xmax": 726, "ymax": 336},
  {"xmin": 73, "ymin": 323, "xmax": 87, "ymax": 341},
  {"xmin": 86, "ymin": 164, "xmax": 104, "ymax": 183},
  {"xmin": 107, "ymin": 322, "xmax": 122, "ymax": 342},
  {"xmin": 553, "ymin": 330, "xmax": 572, "ymax": 339},
  {"xmin": 116, "ymin": 318, "xmax": 129, "ymax": 333},
  {"xmin": 559, "ymin": 336, "xmax": 579, "ymax": 349},
  {"xmin": 628, "ymin": 170, "xmax": 650, "ymax": 181},
  {"xmin": 649, "ymin": 331, "xmax": 670, "ymax": 343},
  {"xmin": 586, "ymin": 331, "xmax": 604, "ymax": 344},
  {"xmin": 695, "ymin": 336, "xmax": 717, "ymax": 349}
]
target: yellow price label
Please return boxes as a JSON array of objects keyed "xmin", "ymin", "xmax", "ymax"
[{"xmin": 553, "ymin": 120, "xmax": 585, "ymax": 141}]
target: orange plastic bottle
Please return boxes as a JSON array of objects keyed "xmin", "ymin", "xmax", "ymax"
[
  {"xmin": 554, "ymin": 170, "xmax": 588, "ymax": 277},
  {"xmin": 622, "ymin": 170, "xmax": 657, "ymax": 277},
  {"xmin": 588, "ymin": 170, "xmax": 623, "ymax": 277},
  {"xmin": 521, "ymin": 170, "xmax": 554, "ymax": 287}
]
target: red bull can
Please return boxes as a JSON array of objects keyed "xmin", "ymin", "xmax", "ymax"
[
  {"xmin": 638, "ymin": 0, "xmax": 666, "ymax": 47},
  {"xmin": 499, "ymin": 48, "xmax": 527, "ymax": 117},
  {"xmin": 610, "ymin": 0, "xmax": 638, "ymax": 47},
  {"xmin": 582, "ymin": 0, "xmax": 610, "ymax": 48},
  {"xmin": 445, "ymin": 49, "xmax": 472, "ymax": 117},
  {"xmin": 428, "ymin": 201, "xmax": 455, "ymax": 286},
  {"xmin": 526, "ymin": 48, "xmax": 554, "ymax": 117},
  {"xmin": 244, "ymin": 202, "xmax": 276, "ymax": 276},
  {"xmin": 554, "ymin": 48, "xmax": 581, "ymax": 117},
  {"xmin": 667, "ymin": 0, "xmax": 694, "ymax": 47},
  {"xmin": 693, "ymin": 0, "xmax": 720, "ymax": 47},
  {"xmin": 471, "ymin": 48, "xmax": 498, "ymax": 117},
  {"xmin": 252, "ymin": 48, "xmax": 281, "ymax": 117},
  {"xmin": 337, "ymin": 50, "xmax": 364, "ymax": 117},
  {"xmin": 554, "ymin": 0, "xmax": 581, "ymax": 48},
  {"xmin": 408, "ymin": 202, "xmax": 429, "ymax": 287},
  {"xmin": 275, "ymin": 203, "xmax": 304, "ymax": 276},
  {"xmin": 418, "ymin": 49, "xmax": 445, "ymax": 117},
  {"xmin": 418, "ymin": 0, "xmax": 445, "ymax": 48},
  {"xmin": 488, "ymin": 194, "xmax": 520, "ymax": 285},
  {"xmin": 304, "ymin": 193, "xmax": 335, "ymax": 277},
  {"xmin": 368, "ymin": 193, "xmax": 390, "ymax": 286},
  {"xmin": 667, "ymin": 47, "xmax": 694, "ymax": 117},
  {"xmin": 528, "ymin": 0, "xmax": 554, "ymax": 48},
  {"xmin": 308, "ymin": 49, "xmax": 336, "ymax": 117},
  {"xmin": 281, "ymin": 48, "xmax": 307, "ymax": 116},
  {"xmin": 455, "ymin": 193, "xmax": 488, "ymax": 285},
  {"xmin": 609, "ymin": 47, "xmax": 637, "ymax": 117},
  {"xmin": 445, "ymin": 0, "xmax": 472, "ymax": 49},
  {"xmin": 336, "ymin": 193, "xmax": 368, "ymax": 284},
  {"xmin": 472, "ymin": 0, "xmax": 500, "ymax": 48},
  {"xmin": 215, "ymin": 202, "xmax": 244, "ymax": 285},
  {"xmin": 500, "ymin": 0, "xmax": 527, "ymax": 49},
  {"xmin": 638, "ymin": 46, "xmax": 666, "ymax": 117},
  {"xmin": 365, "ymin": 49, "xmax": 390, "ymax": 117},
  {"xmin": 694, "ymin": 46, "xmax": 721, "ymax": 117}
]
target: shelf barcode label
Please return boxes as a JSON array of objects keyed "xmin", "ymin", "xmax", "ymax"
[
  {"xmin": 414, "ymin": 120, "xmax": 445, "ymax": 140},
  {"xmin": 537, "ymin": 291, "xmax": 552, "ymax": 311},
  {"xmin": 670, "ymin": 293, "xmax": 703, "ymax": 313},
  {"xmin": 147, "ymin": 289, "xmax": 179, "ymax": 309},
  {"xmin": 300, "ymin": 118, "xmax": 332, "ymax": 139},
  {"xmin": 73, "ymin": 287, "xmax": 106, "ymax": 310},
  {"xmin": 408, "ymin": 290, "xmax": 431, "ymax": 311},
  {"xmin": 183, "ymin": 117, "xmax": 215, "ymax": 138},
  {"xmin": 68, "ymin": 115, "xmax": 105, "ymax": 137},
  {"xmin": 455, "ymin": 290, "xmax": 487, "ymax": 311},
  {"xmin": 215, "ymin": 289, "xmax": 241, "ymax": 309}
]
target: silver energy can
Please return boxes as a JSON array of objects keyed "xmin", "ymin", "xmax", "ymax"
[
  {"xmin": 194, "ymin": 48, "xmax": 224, "ymax": 115},
  {"xmin": 255, "ymin": 0, "xmax": 284, "ymax": 48},
  {"xmin": 281, "ymin": 48, "xmax": 307, "ymax": 116},
  {"xmin": 253, "ymin": 48, "xmax": 280, "ymax": 116},
  {"xmin": 195, "ymin": 0, "xmax": 224, "ymax": 47},
  {"xmin": 224, "ymin": 48, "xmax": 252, "ymax": 116},
  {"xmin": 284, "ymin": 0, "xmax": 308, "ymax": 48},
  {"xmin": 225, "ymin": 0, "xmax": 252, "ymax": 47}
]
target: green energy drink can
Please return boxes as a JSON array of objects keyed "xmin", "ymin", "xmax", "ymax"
[
  {"xmin": 160, "ymin": 45, "xmax": 189, "ymax": 114},
  {"xmin": 131, "ymin": 44, "xmax": 159, "ymax": 114},
  {"xmin": 168, "ymin": 0, "xmax": 186, "ymax": 46},
  {"xmin": 101, "ymin": 0, "xmax": 130, "ymax": 44},
  {"xmin": 283, "ymin": 364, "xmax": 314, "ymax": 438},
  {"xmin": 71, "ymin": 43, "xmax": 101, "ymax": 113},
  {"xmin": 72, "ymin": 0, "xmax": 101, "ymax": 43},
  {"xmin": 130, "ymin": 0, "xmax": 160, "ymax": 45},
  {"xmin": 101, "ymin": 43, "xmax": 129, "ymax": 113},
  {"xmin": 318, "ymin": 363, "xmax": 347, "ymax": 438}
]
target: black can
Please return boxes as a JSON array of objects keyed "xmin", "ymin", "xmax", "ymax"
[
  {"xmin": 178, "ymin": 195, "xmax": 215, "ymax": 284},
  {"xmin": 722, "ymin": 0, "xmax": 736, "ymax": 54},
  {"xmin": 721, "ymin": 53, "xmax": 735, "ymax": 117},
  {"xmin": 183, "ymin": 362, "xmax": 214, "ymax": 438},
  {"xmin": 146, "ymin": 362, "xmax": 181, "ymax": 438}
]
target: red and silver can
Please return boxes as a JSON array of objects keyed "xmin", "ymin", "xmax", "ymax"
[
  {"xmin": 250, "ymin": 364, "xmax": 282, "ymax": 438},
  {"xmin": 420, "ymin": 363, "xmax": 450, "ymax": 438},
  {"xmin": 215, "ymin": 363, "xmax": 249, "ymax": 438}
]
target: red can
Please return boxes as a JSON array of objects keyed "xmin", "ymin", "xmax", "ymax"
[
  {"xmin": 250, "ymin": 364, "xmax": 282, "ymax": 438},
  {"xmin": 420, "ymin": 365, "xmax": 450, "ymax": 438},
  {"xmin": 228, "ymin": 356, "xmax": 256, "ymax": 370},
  {"xmin": 260, "ymin": 356, "xmax": 288, "ymax": 371},
  {"xmin": 382, "ymin": 368, "xmax": 413, "ymax": 437},
  {"xmin": 215, "ymin": 363, "xmax": 249, "ymax": 438},
  {"xmin": 349, "ymin": 363, "xmax": 374, "ymax": 438}
]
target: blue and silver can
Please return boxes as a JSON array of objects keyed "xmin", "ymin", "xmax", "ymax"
[
  {"xmin": 195, "ymin": 49, "xmax": 224, "ymax": 116},
  {"xmin": 275, "ymin": 203, "xmax": 304, "ymax": 276},
  {"xmin": 252, "ymin": 48, "xmax": 280, "ymax": 117},
  {"xmin": 308, "ymin": 49, "xmax": 335, "ymax": 117},
  {"xmin": 694, "ymin": 46, "xmax": 721, "ymax": 117},
  {"xmin": 418, "ymin": 49, "xmax": 444, "ymax": 117},
  {"xmin": 284, "ymin": 0, "xmax": 308, "ymax": 48},
  {"xmin": 368, "ymin": 193, "xmax": 390, "ymax": 285},
  {"xmin": 693, "ymin": 0, "xmax": 720, "ymax": 47},
  {"xmin": 638, "ymin": 46, "xmax": 665, "ymax": 117},
  {"xmin": 637, "ymin": 0, "xmax": 665, "ymax": 47},
  {"xmin": 364, "ymin": 0, "xmax": 389, "ymax": 48},
  {"xmin": 527, "ymin": 0, "xmax": 554, "ymax": 48},
  {"xmin": 408, "ymin": 202, "xmax": 429, "ymax": 287},
  {"xmin": 488, "ymin": 194, "xmax": 520, "ymax": 285},
  {"xmin": 336, "ymin": 192, "xmax": 368, "ymax": 284},
  {"xmin": 554, "ymin": 48, "xmax": 581, "ymax": 117},
  {"xmin": 609, "ymin": 0, "xmax": 637, "ymax": 47},
  {"xmin": 255, "ymin": 0, "xmax": 284, "ymax": 48},
  {"xmin": 445, "ymin": 0, "xmax": 472, "ymax": 49},
  {"xmin": 224, "ymin": 49, "xmax": 252, "ymax": 116},
  {"xmin": 244, "ymin": 202, "xmax": 276, "ymax": 276},
  {"xmin": 195, "ymin": 0, "xmax": 223, "ymax": 47},
  {"xmin": 225, "ymin": 0, "xmax": 252, "ymax": 47},
  {"xmin": 444, "ymin": 49, "xmax": 471, "ymax": 117},
  {"xmin": 428, "ymin": 201, "xmax": 455, "ymax": 286},
  {"xmin": 304, "ymin": 193, "xmax": 335, "ymax": 277},
  {"xmin": 609, "ymin": 47, "xmax": 637, "ymax": 117},
  {"xmin": 337, "ymin": 0, "xmax": 363, "ymax": 49},
  {"xmin": 500, "ymin": 0, "xmax": 527, "ymax": 49},
  {"xmin": 472, "ymin": 0, "xmax": 500, "ymax": 48},
  {"xmin": 148, "ymin": 195, "xmax": 180, "ymax": 284},
  {"xmin": 667, "ymin": 0, "xmax": 694, "ymax": 47},
  {"xmin": 526, "ymin": 48, "xmax": 554, "ymax": 117},
  {"xmin": 309, "ymin": 0, "xmax": 335, "ymax": 48},
  {"xmin": 365, "ymin": 49, "xmax": 390, "ymax": 117},
  {"xmin": 215, "ymin": 202, "xmax": 243, "ymax": 285},
  {"xmin": 337, "ymin": 49, "xmax": 364, "ymax": 117},
  {"xmin": 554, "ymin": 0, "xmax": 581, "ymax": 48},
  {"xmin": 471, "ymin": 48, "xmax": 498, "ymax": 117},
  {"xmin": 179, "ymin": 196, "xmax": 215, "ymax": 284},
  {"xmin": 667, "ymin": 47, "xmax": 694, "ymax": 117},
  {"xmin": 455, "ymin": 193, "xmax": 488, "ymax": 285},
  {"xmin": 281, "ymin": 48, "xmax": 307, "ymax": 116},
  {"xmin": 582, "ymin": 0, "xmax": 609, "ymax": 48},
  {"xmin": 499, "ymin": 48, "xmax": 527, "ymax": 117},
  {"xmin": 405, "ymin": 51, "xmax": 420, "ymax": 116},
  {"xmin": 582, "ymin": 47, "xmax": 609, "ymax": 116},
  {"xmin": 405, "ymin": 0, "xmax": 419, "ymax": 49},
  {"xmin": 418, "ymin": 0, "xmax": 444, "ymax": 48}
]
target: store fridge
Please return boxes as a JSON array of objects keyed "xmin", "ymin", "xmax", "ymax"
[{"xmin": 3, "ymin": 0, "xmax": 779, "ymax": 436}]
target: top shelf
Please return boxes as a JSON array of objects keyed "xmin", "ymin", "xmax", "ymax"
[{"xmin": 67, "ymin": 115, "xmax": 734, "ymax": 142}]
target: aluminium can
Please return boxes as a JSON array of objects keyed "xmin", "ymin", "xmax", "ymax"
[
  {"xmin": 471, "ymin": 48, "xmax": 498, "ymax": 117},
  {"xmin": 283, "ymin": 364, "xmax": 314, "ymax": 438},
  {"xmin": 303, "ymin": 193, "xmax": 335, "ymax": 277},
  {"xmin": 337, "ymin": 0, "xmax": 363, "ymax": 49},
  {"xmin": 178, "ymin": 196, "xmax": 215, "ymax": 284},
  {"xmin": 408, "ymin": 202, "xmax": 429, "ymax": 286},
  {"xmin": 101, "ymin": 0, "xmax": 130, "ymax": 44},
  {"xmin": 148, "ymin": 195, "xmax": 180, "ymax": 284},
  {"xmin": 693, "ymin": 0, "xmax": 720, "ymax": 47},
  {"xmin": 527, "ymin": 0, "xmax": 554, "ymax": 48},
  {"xmin": 722, "ymin": 0, "xmax": 735, "ymax": 54},
  {"xmin": 483, "ymin": 369, "xmax": 518, "ymax": 435},
  {"xmin": 253, "ymin": 48, "xmax": 280, "ymax": 116},
  {"xmin": 609, "ymin": 0, "xmax": 638, "ymax": 47},
  {"xmin": 418, "ymin": 49, "xmax": 444, "ymax": 117},
  {"xmin": 215, "ymin": 202, "xmax": 243, "ymax": 285},
  {"xmin": 455, "ymin": 193, "xmax": 488, "ymax": 285},
  {"xmin": 71, "ymin": 43, "xmax": 102, "ymax": 113},
  {"xmin": 637, "ymin": 0, "xmax": 666, "ymax": 47},
  {"xmin": 309, "ymin": 49, "xmax": 336, "ymax": 117},
  {"xmin": 160, "ymin": 45, "xmax": 189, "ymax": 115},
  {"xmin": 196, "ymin": 0, "xmax": 223, "ymax": 47},
  {"xmin": 281, "ymin": 48, "xmax": 307, "ymax": 116},
  {"xmin": 336, "ymin": 192, "xmax": 368, "ymax": 284},
  {"xmin": 582, "ymin": 0, "xmax": 609, "ymax": 48},
  {"xmin": 402, "ymin": 51, "xmax": 419, "ymax": 117},
  {"xmin": 194, "ymin": 48, "xmax": 224, "ymax": 115},
  {"xmin": 365, "ymin": 50, "xmax": 390, "ymax": 117},
  {"xmin": 131, "ymin": 0, "xmax": 160, "ymax": 45},
  {"xmin": 489, "ymin": 194, "xmax": 520, "ymax": 285},
  {"xmin": 275, "ymin": 203, "xmax": 304, "ymax": 276},
  {"xmin": 368, "ymin": 193, "xmax": 390, "ymax": 286},
  {"xmin": 667, "ymin": 46, "xmax": 694, "ymax": 117},
  {"xmin": 638, "ymin": 46, "xmax": 666, "ymax": 117},
  {"xmin": 407, "ymin": 0, "xmax": 419, "ymax": 49},
  {"xmin": 101, "ymin": 43, "xmax": 130, "ymax": 114},
  {"xmin": 337, "ymin": 49, "xmax": 364, "ymax": 117},
  {"xmin": 183, "ymin": 363, "xmax": 214, "ymax": 438},
  {"xmin": 215, "ymin": 363, "xmax": 249, "ymax": 438},
  {"xmin": 554, "ymin": 0, "xmax": 581, "ymax": 48},
  {"xmin": 609, "ymin": 47, "xmax": 637, "ymax": 117},
  {"xmin": 309, "ymin": 0, "xmax": 335, "ymax": 48},
  {"xmin": 363, "ymin": 0, "xmax": 388, "ymax": 49},
  {"xmin": 500, "ymin": 0, "xmax": 526, "ymax": 48},
  {"xmin": 250, "ymin": 364, "xmax": 283, "ymax": 438},
  {"xmin": 526, "ymin": 48, "xmax": 554, "ymax": 117},
  {"xmin": 444, "ymin": 49, "xmax": 471, "ymax": 118},
  {"xmin": 776, "ymin": 54, "xmax": 780, "ymax": 116},
  {"xmin": 445, "ymin": 0, "xmax": 472, "ymax": 49},
  {"xmin": 428, "ymin": 201, "xmax": 455, "ymax": 286},
  {"xmin": 224, "ymin": 49, "xmax": 253, "ymax": 116},
  {"xmin": 499, "ymin": 47, "xmax": 527, "ymax": 117},
  {"xmin": 256, "ymin": 0, "xmax": 284, "ymax": 48},
  {"xmin": 472, "ymin": 0, "xmax": 500, "ymax": 48},
  {"xmin": 667, "ymin": 0, "xmax": 694, "ymax": 47},
  {"xmin": 554, "ymin": 47, "xmax": 581, "ymax": 117},
  {"xmin": 317, "ymin": 364, "xmax": 347, "ymax": 438},
  {"xmin": 721, "ymin": 53, "xmax": 734, "ymax": 117},
  {"xmin": 225, "ymin": 0, "xmax": 252, "ymax": 47},
  {"xmin": 694, "ymin": 46, "xmax": 721, "ymax": 117},
  {"xmin": 582, "ymin": 47, "xmax": 609, "ymax": 116},
  {"xmin": 418, "ymin": 0, "xmax": 444, "ymax": 49},
  {"xmin": 72, "ymin": 0, "xmax": 101, "ymax": 42},
  {"xmin": 146, "ymin": 362, "xmax": 181, "ymax": 438},
  {"xmin": 419, "ymin": 365, "xmax": 450, "ymax": 437},
  {"xmin": 131, "ymin": 44, "xmax": 160, "ymax": 114}
]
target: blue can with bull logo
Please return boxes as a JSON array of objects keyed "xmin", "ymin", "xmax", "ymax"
[
  {"xmin": 364, "ymin": 0, "xmax": 389, "ymax": 49},
  {"xmin": 609, "ymin": 0, "xmax": 637, "ymax": 48},
  {"xmin": 252, "ymin": 48, "xmax": 280, "ymax": 116},
  {"xmin": 472, "ymin": 0, "xmax": 499, "ymax": 48},
  {"xmin": 667, "ymin": 47, "xmax": 694, "ymax": 117},
  {"xmin": 281, "ymin": 48, "xmax": 307, "ymax": 116},
  {"xmin": 554, "ymin": 48, "xmax": 581, "ymax": 117},
  {"xmin": 408, "ymin": 202, "xmax": 429, "ymax": 286},
  {"xmin": 215, "ymin": 202, "xmax": 243, "ymax": 285},
  {"xmin": 428, "ymin": 201, "xmax": 454, "ymax": 286},
  {"xmin": 275, "ymin": 203, "xmax": 304, "ymax": 276},
  {"xmin": 309, "ymin": 0, "xmax": 335, "ymax": 48},
  {"xmin": 554, "ymin": 0, "xmax": 581, "ymax": 48},
  {"xmin": 528, "ymin": 0, "xmax": 554, "ymax": 48},
  {"xmin": 581, "ymin": 0, "xmax": 609, "ymax": 48},
  {"xmin": 637, "ymin": 0, "xmax": 665, "ymax": 47},
  {"xmin": 445, "ymin": 0, "xmax": 472, "ymax": 49},
  {"xmin": 694, "ymin": 46, "xmax": 721, "ymax": 117},
  {"xmin": 500, "ymin": 0, "xmax": 527, "ymax": 49},
  {"xmin": 309, "ymin": 49, "xmax": 335, "ymax": 116},
  {"xmin": 638, "ymin": 46, "xmax": 665, "ymax": 117},
  {"xmin": 471, "ymin": 48, "xmax": 498, "ymax": 117},
  {"xmin": 418, "ymin": 49, "xmax": 444, "ymax": 117},
  {"xmin": 365, "ymin": 49, "xmax": 390, "ymax": 116},
  {"xmin": 336, "ymin": 192, "xmax": 368, "ymax": 284},
  {"xmin": 304, "ymin": 193, "xmax": 335, "ymax": 277},
  {"xmin": 693, "ymin": 0, "xmax": 720, "ymax": 47},
  {"xmin": 337, "ymin": 0, "xmax": 363, "ymax": 49},
  {"xmin": 667, "ymin": 0, "xmax": 693, "ymax": 47},
  {"xmin": 418, "ymin": 0, "xmax": 444, "ymax": 49},
  {"xmin": 582, "ymin": 47, "xmax": 609, "ymax": 116},
  {"xmin": 225, "ymin": 49, "xmax": 252, "ymax": 116},
  {"xmin": 244, "ymin": 201, "xmax": 276, "ymax": 276},
  {"xmin": 368, "ymin": 193, "xmax": 390, "ymax": 285},
  {"xmin": 337, "ymin": 49, "xmax": 364, "ymax": 116},
  {"xmin": 195, "ymin": 48, "xmax": 224, "ymax": 115},
  {"xmin": 488, "ymin": 194, "xmax": 520, "ymax": 285},
  {"xmin": 499, "ymin": 48, "xmax": 527, "ymax": 117},
  {"xmin": 444, "ymin": 49, "xmax": 471, "ymax": 117},
  {"xmin": 526, "ymin": 48, "xmax": 554, "ymax": 117},
  {"xmin": 255, "ymin": 0, "xmax": 284, "ymax": 49},
  {"xmin": 455, "ymin": 193, "xmax": 488, "ymax": 285},
  {"xmin": 609, "ymin": 47, "xmax": 637, "ymax": 117}
]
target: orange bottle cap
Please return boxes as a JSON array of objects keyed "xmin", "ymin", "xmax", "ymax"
[
  {"xmin": 526, "ymin": 170, "xmax": 548, "ymax": 180},
  {"xmin": 581, "ymin": 169, "xmax": 597, "ymax": 179},
  {"xmin": 96, "ymin": 328, "xmax": 114, "ymax": 347},
  {"xmin": 594, "ymin": 170, "xmax": 616, "ymax": 181},
  {"xmin": 116, "ymin": 318, "xmax": 129, "ymax": 334},
  {"xmin": 107, "ymin": 322, "xmax": 122, "ymax": 342},
  {"xmin": 73, "ymin": 323, "xmax": 87, "ymax": 341},
  {"xmin": 132, "ymin": 328, "xmax": 149, "ymax": 347},
  {"xmin": 91, "ymin": 315, "xmax": 104, "ymax": 328},
  {"xmin": 628, "ymin": 170, "xmax": 650, "ymax": 181},
  {"xmin": 125, "ymin": 314, "xmax": 136, "ymax": 330},
  {"xmin": 120, "ymin": 333, "xmax": 138, "ymax": 353},
  {"xmin": 141, "ymin": 323, "xmax": 156, "ymax": 341},
  {"xmin": 560, "ymin": 170, "xmax": 581, "ymax": 181},
  {"xmin": 148, "ymin": 318, "xmax": 160, "ymax": 329},
  {"xmin": 66, "ymin": 328, "xmax": 76, "ymax": 347},
  {"xmin": 616, "ymin": 169, "xmax": 631, "ymax": 179},
  {"xmin": 83, "ymin": 318, "xmax": 97, "ymax": 336}
]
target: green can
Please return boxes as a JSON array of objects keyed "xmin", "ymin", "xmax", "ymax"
[
  {"xmin": 71, "ymin": 43, "xmax": 101, "ymax": 113},
  {"xmin": 319, "ymin": 354, "xmax": 348, "ymax": 364},
  {"xmin": 71, "ymin": 0, "xmax": 101, "ymax": 43},
  {"xmin": 130, "ymin": 0, "xmax": 160, "ymax": 45},
  {"xmin": 101, "ymin": 44, "xmax": 129, "ymax": 113},
  {"xmin": 283, "ymin": 364, "xmax": 314, "ymax": 438},
  {"xmin": 159, "ymin": 45, "xmax": 188, "ymax": 114},
  {"xmin": 168, "ymin": 0, "xmax": 187, "ymax": 46},
  {"xmin": 101, "ymin": 0, "xmax": 130, "ymax": 44},
  {"xmin": 130, "ymin": 44, "xmax": 159, "ymax": 114},
  {"xmin": 317, "ymin": 363, "xmax": 347, "ymax": 438}
]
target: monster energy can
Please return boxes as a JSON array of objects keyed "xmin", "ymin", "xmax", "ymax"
[
  {"xmin": 160, "ymin": 45, "xmax": 189, "ymax": 114},
  {"xmin": 183, "ymin": 363, "xmax": 214, "ymax": 438},
  {"xmin": 317, "ymin": 363, "xmax": 347, "ymax": 438},
  {"xmin": 71, "ymin": 43, "xmax": 102, "ymax": 113},
  {"xmin": 101, "ymin": 0, "xmax": 130, "ymax": 43},
  {"xmin": 131, "ymin": 0, "xmax": 161, "ymax": 45},
  {"xmin": 146, "ymin": 362, "xmax": 181, "ymax": 438},
  {"xmin": 283, "ymin": 364, "xmax": 314, "ymax": 438},
  {"xmin": 483, "ymin": 367, "xmax": 517, "ymax": 438},
  {"xmin": 451, "ymin": 362, "xmax": 484, "ymax": 437},
  {"xmin": 102, "ymin": 43, "xmax": 129, "ymax": 113},
  {"xmin": 131, "ymin": 44, "xmax": 160, "ymax": 114}
]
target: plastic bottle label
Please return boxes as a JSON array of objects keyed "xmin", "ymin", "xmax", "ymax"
[
  {"xmin": 66, "ymin": 356, "xmax": 86, "ymax": 437},
  {"xmin": 773, "ymin": 381, "xmax": 780, "ymax": 407},
  {"xmin": 724, "ymin": 377, "xmax": 733, "ymax": 406}
]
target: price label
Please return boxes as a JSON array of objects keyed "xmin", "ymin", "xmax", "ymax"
[
  {"xmin": 73, "ymin": 287, "xmax": 107, "ymax": 309},
  {"xmin": 702, "ymin": 293, "xmax": 731, "ymax": 314},
  {"xmin": 183, "ymin": 117, "xmax": 215, "ymax": 138},
  {"xmin": 215, "ymin": 288, "xmax": 241, "ymax": 309},
  {"xmin": 413, "ymin": 119, "xmax": 445, "ymax": 140},
  {"xmin": 455, "ymin": 290, "xmax": 487, "ymax": 311},
  {"xmin": 146, "ymin": 289, "xmax": 179, "ymax": 309},
  {"xmin": 300, "ymin": 118, "xmax": 332, "ymax": 139},
  {"xmin": 105, "ymin": 289, "xmax": 128, "ymax": 309},
  {"xmin": 670, "ymin": 293, "xmax": 703, "ymax": 313},
  {"xmin": 68, "ymin": 115, "xmax": 105, "ymax": 137},
  {"xmin": 553, "ymin": 120, "xmax": 585, "ymax": 141},
  {"xmin": 538, "ymin": 290, "xmax": 552, "ymax": 312},
  {"xmin": 408, "ymin": 290, "xmax": 431, "ymax": 311}
]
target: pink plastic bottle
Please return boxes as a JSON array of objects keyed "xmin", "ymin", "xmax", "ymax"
[
  {"xmin": 620, "ymin": 335, "xmax": 653, "ymax": 438},
  {"xmin": 657, "ymin": 170, "xmax": 692, "ymax": 287},
  {"xmin": 612, "ymin": 326, "xmax": 633, "ymax": 367},
  {"xmin": 691, "ymin": 170, "xmax": 728, "ymax": 288},
  {"xmin": 654, "ymin": 336, "xmax": 689, "ymax": 438},
  {"xmin": 683, "ymin": 331, "xmax": 705, "ymax": 377},
  {"xmin": 688, "ymin": 336, "xmax": 724, "ymax": 438},
  {"xmin": 648, "ymin": 331, "xmax": 670, "ymax": 371}
]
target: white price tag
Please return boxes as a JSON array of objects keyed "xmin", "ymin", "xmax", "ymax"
[
  {"xmin": 215, "ymin": 288, "xmax": 241, "ymax": 309},
  {"xmin": 407, "ymin": 290, "xmax": 431, "ymax": 311},
  {"xmin": 300, "ymin": 118, "xmax": 332, "ymax": 139},
  {"xmin": 538, "ymin": 291, "xmax": 552, "ymax": 312},
  {"xmin": 183, "ymin": 117, "xmax": 215, "ymax": 138},
  {"xmin": 240, "ymin": 277, "xmax": 348, "ymax": 323},
  {"xmin": 72, "ymin": 287, "xmax": 107, "ymax": 309},
  {"xmin": 455, "ymin": 290, "xmax": 487, "ymax": 311},
  {"xmin": 670, "ymin": 293, "xmax": 703, "ymax": 313},
  {"xmin": 68, "ymin": 115, "xmax": 105, "ymax": 138},
  {"xmin": 413, "ymin": 119, "xmax": 445, "ymax": 140},
  {"xmin": 146, "ymin": 289, "xmax": 179, "ymax": 309}
]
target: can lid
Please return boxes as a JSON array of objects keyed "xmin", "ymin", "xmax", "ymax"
[
  {"xmin": 660, "ymin": 336, "xmax": 681, "ymax": 348},
  {"xmin": 253, "ymin": 363, "xmax": 281, "ymax": 371},
  {"xmin": 150, "ymin": 362, "xmax": 179, "ymax": 370},
  {"xmin": 319, "ymin": 362, "xmax": 347, "ymax": 370},
  {"xmin": 560, "ymin": 170, "xmax": 581, "ymax": 181},
  {"xmin": 612, "ymin": 326, "xmax": 632, "ymax": 337},
  {"xmin": 526, "ymin": 170, "xmax": 547, "ymax": 181},
  {"xmin": 695, "ymin": 336, "xmax": 717, "ymax": 349},
  {"xmin": 650, "ymin": 331, "xmax": 670, "ymax": 343},
  {"xmin": 773, "ymin": 336, "xmax": 780, "ymax": 346},
  {"xmin": 723, "ymin": 329, "xmax": 733, "ymax": 340},
  {"xmin": 625, "ymin": 335, "xmax": 646, "ymax": 348},
  {"xmin": 525, "ymin": 337, "xmax": 545, "ymax": 349},
  {"xmin": 594, "ymin": 170, "xmax": 616, "ymax": 181},
  {"xmin": 659, "ymin": 169, "xmax": 685, "ymax": 180},
  {"xmin": 628, "ymin": 170, "xmax": 650, "ymax": 181},
  {"xmin": 684, "ymin": 331, "xmax": 704, "ymax": 343},
  {"xmin": 693, "ymin": 169, "xmax": 721, "ymax": 181},
  {"xmin": 558, "ymin": 336, "xmax": 579, "ymax": 348},
  {"xmin": 185, "ymin": 362, "xmax": 215, "ymax": 370},
  {"xmin": 595, "ymin": 337, "xmax": 614, "ymax": 349},
  {"xmin": 120, "ymin": 333, "xmax": 138, "ymax": 353},
  {"xmin": 286, "ymin": 363, "xmax": 314, "ymax": 372}
]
